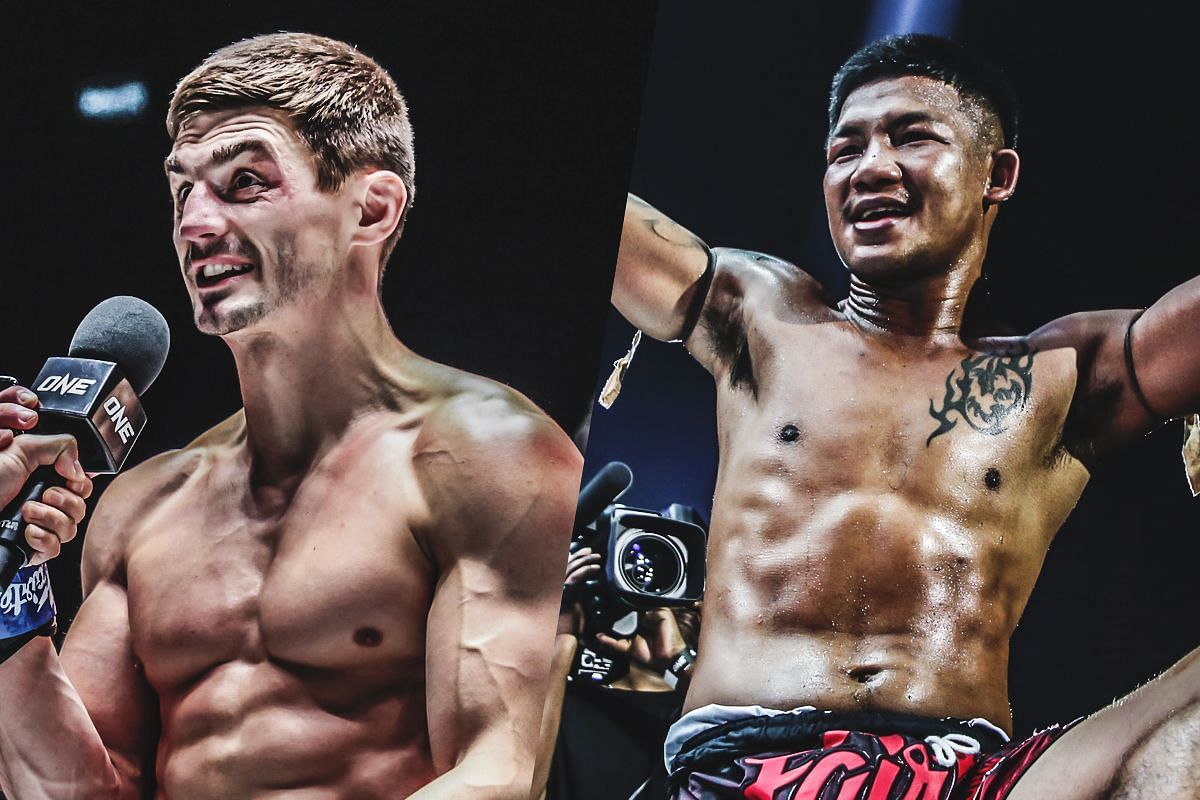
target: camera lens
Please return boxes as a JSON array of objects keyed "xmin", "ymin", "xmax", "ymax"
[{"xmin": 618, "ymin": 532, "xmax": 684, "ymax": 596}]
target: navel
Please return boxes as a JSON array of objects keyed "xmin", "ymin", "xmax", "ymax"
[
  {"xmin": 353, "ymin": 626, "xmax": 383, "ymax": 647},
  {"xmin": 848, "ymin": 665, "xmax": 883, "ymax": 684}
]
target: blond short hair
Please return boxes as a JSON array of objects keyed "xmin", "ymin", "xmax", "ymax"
[{"xmin": 168, "ymin": 32, "xmax": 416, "ymax": 264}]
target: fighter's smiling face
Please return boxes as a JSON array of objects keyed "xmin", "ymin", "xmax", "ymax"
[
  {"xmin": 823, "ymin": 76, "xmax": 998, "ymax": 284},
  {"xmin": 166, "ymin": 108, "xmax": 354, "ymax": 336}
]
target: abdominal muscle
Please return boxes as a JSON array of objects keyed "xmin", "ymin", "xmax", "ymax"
[
  {"xmin": 156, "ymin": 659, "xmax": 435, "ymax": 799},
  {"xmin": 684, "ymin": 489, "xmax": 1043, "ymax": 733}
]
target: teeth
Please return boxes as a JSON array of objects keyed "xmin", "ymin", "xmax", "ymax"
[
  {"xmin": 859, "ymin": 206, "xmax": 903, "ymax": 221},
  {"xmin": 201, "ymin": 263, "xmax": 252, "ymax": 279}
]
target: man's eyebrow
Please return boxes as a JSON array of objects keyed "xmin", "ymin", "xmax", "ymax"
[
  {"xmin": 829, "ymin": 118, "xmax": 866, "ymax": 141},
  {"xmin": 829, "ymin": 110, "xmax": 939, "ymax": 143},
  {"xmin": 163, "ymin": 139, "xmax": 275, "ymax": 177},
  {"xmin": 890, "ymin": 110, "xmax": 938, "ymax": 128}
]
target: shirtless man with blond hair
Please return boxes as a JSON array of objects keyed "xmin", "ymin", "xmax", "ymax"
[
  {"xmin": 615, "ymin": 33, "xmax": 1199, "ymax": 800},
  {"xmin": 0, "ymin": 32, "xmax": 579, "ymax": 799}
]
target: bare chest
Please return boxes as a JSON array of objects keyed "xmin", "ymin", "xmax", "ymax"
[
  {"xmin": 716, "ymin": 322, "xmax": 1083, "ymax": 503},
  {"xmin": 705, "ymin": 324, "xmax": 1089, "ymax": 639},
  {"xmin": 124, "ymin": 445, "xmax": 434, "ymax": 694}
]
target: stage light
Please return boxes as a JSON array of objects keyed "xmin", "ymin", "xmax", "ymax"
[
  {"xmin": 864, "ymin": 0, "xmax": 960, "ymax": 42},
  {"xmin": 77, "ymin": 81, "xmax": 148, "ymax": 120}
]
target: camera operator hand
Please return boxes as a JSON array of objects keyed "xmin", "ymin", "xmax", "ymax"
[
  {"xmin": 595, "ymin": 607, "xmax": 689, "ymax": 675},
  {"xmin": 0, "ymin": 383, "xmax": 93, "ymax": 566},
  {"xmin": 559, "ymin": 546, "xmax": 602, "ymax": 635}
]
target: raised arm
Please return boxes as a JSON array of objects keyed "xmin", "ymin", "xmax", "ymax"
[
  {"xmin": 613, "ymin": 194, "xmax": 712, "ymax": 342},
  {"xmin": 979, "ymin": 275, "xmax": 1200, "ymax": 462},
  {"xmin": 616, "ymin": 195, "xmax": 831, "ymax": 386},
  {"xmin": 410, "ymin": 392, "xmax": 580, "ymax": 799},
  {"xmin": 0, "ymin": 469, "xmax": 157, "ymax": 800}
]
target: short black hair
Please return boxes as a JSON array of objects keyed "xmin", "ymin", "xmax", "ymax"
[{"xmin": 828, "ymin": 34, "xmax": 1019, "ymax": 150}]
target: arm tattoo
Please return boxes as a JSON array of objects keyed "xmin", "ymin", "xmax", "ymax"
[
  {"xmin": 630, "ymin": 196, "xmax": 705, "ymax": 251},
  {"xmin": 927, "ymin": 353, "xmax": 1034, "ymax": 445}
]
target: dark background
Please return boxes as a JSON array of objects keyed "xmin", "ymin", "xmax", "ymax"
[
  {"xmin": 581, "ymin": 1, "xmax": 1199, "ymax": 740},
  {"xmin": 1, "ymin": 2, "xmax": 657, "ymax": 629}
]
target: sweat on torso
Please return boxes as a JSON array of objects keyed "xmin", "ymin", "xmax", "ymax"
[
  {"xmin": 687, "ymin": 265, "xmax": 1090, "ymax": 726},
  {"xmin": 121, "ymin": 413, "xmax": 438, "ymax": 797}
]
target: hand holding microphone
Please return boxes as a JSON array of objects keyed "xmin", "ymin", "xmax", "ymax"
[
  {"xmin": 0, "ymin": 297, "xmax": 169, "ymax": 662},
  {"xmin": 0, "ymin": 384, "xmax": 92, "ymax": 567}
]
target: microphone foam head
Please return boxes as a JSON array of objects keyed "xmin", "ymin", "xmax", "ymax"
[{"xmin": 68, "ymin": 296, "xmax": 171, "ymax": 395}]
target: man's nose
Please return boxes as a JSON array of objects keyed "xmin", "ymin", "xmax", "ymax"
[
  {"xmin": 177, "ymin": 184, "xmax": 228, "ymax": 244},
  {"xmin": 851, "ymin": 140, "xmax": 902, "ymax": 191}
]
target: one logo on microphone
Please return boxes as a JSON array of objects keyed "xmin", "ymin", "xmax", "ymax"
[
  {"xmin": 103, "ymin": 396, "xmax": 137, "ymax": 444},
  {"xmin": 36, "ymin": 374, "xmax": 97, "ymax": 397}
]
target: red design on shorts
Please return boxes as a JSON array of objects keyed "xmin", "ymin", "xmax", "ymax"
[
  {"xmin": 960, "ymin": 724, "xmax": 1072, "ymax": 800},
  {"xmin": 742, "ymin": 731, "xmax": 962, "ymax": 800}
]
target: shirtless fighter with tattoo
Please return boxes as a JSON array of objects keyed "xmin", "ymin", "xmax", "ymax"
[
  {"xmin": 615, "ymin": 34, "xmax": 1200, "ymax": 799},
  {"xmin": 0, "ymin": 33, "xmax": 579, "ymax": 799}
]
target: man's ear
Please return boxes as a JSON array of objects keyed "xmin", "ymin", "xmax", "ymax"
[
  {"xmin": 984, "ymin": 148, "xmax": 1020, "ymax": 206},
  {"xmin": 352, "ymin": 170, "xmax": 408, "ymax": 247}
]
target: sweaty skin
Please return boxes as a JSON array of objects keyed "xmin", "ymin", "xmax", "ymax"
[
  {"xmin": 670, "ymin": 247, "xmax": 1086, "ymax": 730},
  {"xmin": 613, "ymin": 76, "xmax": 1200, "ymax": 739},
  {"xmin": 0, "ymin": 105, "xmax": 580, "ymax": 800},
  {"xmin": 59, "ymin": 368, "xmax": 576, "ymax": 799}
]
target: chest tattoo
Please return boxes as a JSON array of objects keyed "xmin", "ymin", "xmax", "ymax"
[{"xmin": 926, "ymin": 353, "xmax": 1034, "ymax": 445}]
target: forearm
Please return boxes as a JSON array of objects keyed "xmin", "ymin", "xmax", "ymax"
[
  {"xmin": 406, "ymin": 742, "xmax": 537, "ymax": 800},
  {"xmin": 0, "ymin": 638, "xmax": 131, "ymax": 800}
]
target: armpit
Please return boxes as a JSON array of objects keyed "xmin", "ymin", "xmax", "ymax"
[
  {"xmin": 703, "ymin": 301, "xmax": 756, "ymax": 397},
  {"xmin": 695, "ymin": 248, "xmax": 818, "ymax": 397}
]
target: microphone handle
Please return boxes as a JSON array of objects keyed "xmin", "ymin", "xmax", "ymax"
[{"xmin": 0, "ymin": 465, "xmax": 66, "ymax": 590}]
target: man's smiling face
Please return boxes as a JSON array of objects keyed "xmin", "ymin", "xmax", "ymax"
[
  {"xmin": 823, "ymin": 75, "xmax": 997, "ymax": 284},
  {"xmin": 166, "ymin": 107, "xmax": 354, "ymax": 336}
]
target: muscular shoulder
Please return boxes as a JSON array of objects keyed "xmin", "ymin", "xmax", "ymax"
[
  {"xmin": 411, "ymin": 372, "xmax": 581, "ymax": 564},
  {"xmin": 708, "ymin": 248, "xmax": 830, "ymax": 312},
  {"xmin": 688, "ymin": 248, "xmax": 834, "ymax": 385},
  {"xmin": 80, "ymin": 411, "xmax": 244, "ymax": 590}
]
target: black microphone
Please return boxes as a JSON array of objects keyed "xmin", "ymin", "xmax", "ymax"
[
  {"xmin": 0, "ymin": 296, "xmax": 170, "ymax": 590},
  {"xmin": 574, "ymin": 461, "xmax": 633, "ymax": 531}
]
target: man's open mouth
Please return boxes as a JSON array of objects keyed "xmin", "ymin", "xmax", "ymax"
[
  {"xmin": 849, "ymin": 198, "xmax": 911, "ymax": 224},
  {"xmin": 196, "ymin": 263, "xmax": 255, "ymax": 288},
  {"xmin": 855, "ymin": 206, "xmax": 907, "ymax": 222}
]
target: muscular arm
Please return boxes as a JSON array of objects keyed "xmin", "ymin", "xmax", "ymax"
[
  {"xmin": 612, "ymin": 194, "xmax": 712, "ymax": 342},
  {"xmin": 615, "ymin": 195, "xmax": 829, "ymax": 384},
  {"xmin": 978, "ymin": 275, "xmax": 1200, "ymax": 462},
  {"xmin": 0, "ymin": 475, "xmax": 156, "ymax": 800},
  {"xmin": 529, "ymin": 634, "xmax": 578, "ymax": 800},
  {"xmin": 410, "ymin": 393, "xmax": 581, "ymax": 799}
]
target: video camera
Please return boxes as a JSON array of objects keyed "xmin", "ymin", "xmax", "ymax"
[{"xmin": 566, "ymin": 461, "xmax": 707, "ymax": 684}]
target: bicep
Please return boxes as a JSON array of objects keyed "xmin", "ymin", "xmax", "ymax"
[
  {"xmin": 60, "ymin": 579, "xmax": 157, "ymax": 787},
  {"xmin": 421, "ymin": 420, "xmax": 578, "ymax": 785},
  {"xmin": 61, "ymin": 483, "xmax": 157, "ymax": 788},
  {"xmin": 614, "ymin": 194, "xmax": 712, "ymax": 341},
  {"xmin": 1126, "ymin": 274, "xmax": 1200, "ymax": 419},
  {"xmin": 424, "ymin": 553, "xmax": 560, "ymax": 781},
  {"xmin": 1019, "ymin": 309, "xmax": 1163, "ymax": 459}
]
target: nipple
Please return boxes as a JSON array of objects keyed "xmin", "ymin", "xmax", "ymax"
[
  {"xmin": 353, "ymin": 627, "xmax": 383, "ymax": 647},
  {"xmin": 984, "ymin": 467, "xmax": 1002, "ymax": 491}
]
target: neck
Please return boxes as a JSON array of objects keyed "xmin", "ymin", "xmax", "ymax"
[
  {"xmin": 842, "ymin": 262, "xmax": 980, "ymax": 343},
  {"xmin": 222, "ymin": 292, "xmax": 422, "ymax": 490}
]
